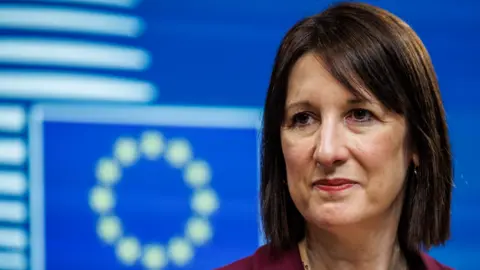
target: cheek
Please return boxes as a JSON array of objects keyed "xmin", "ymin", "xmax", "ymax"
[
  {"xmin": 352, "ymin": 131, "xmax": 408, "ymax": 194},
  {"xmin": 354, "ymin": 126, "xmax": 407, "ymax": 167},
  {"xmin": 281, "ymin": 134, "xmax": 314, "ymax": 181}
]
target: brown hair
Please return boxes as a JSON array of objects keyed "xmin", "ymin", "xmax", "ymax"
[{"xmin": 260, "ymin": 2, "xmax": 453, "ymax": 253}]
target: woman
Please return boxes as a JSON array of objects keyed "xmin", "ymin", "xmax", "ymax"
[{"xmin": 218, "ymin": 2, "xmax": 453, "ymax": 270}]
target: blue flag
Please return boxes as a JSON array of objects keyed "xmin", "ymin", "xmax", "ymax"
[{"xmin": 29, "ymin": 104, "xmax": 263, "ymax": 270}]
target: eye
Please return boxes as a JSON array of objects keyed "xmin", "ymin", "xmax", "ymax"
[
  {"xmin": 291, "ymin": 112, "xmax": 314, "ymax": 126},
  {"xmin": 346, "ymin": 109, "xmax": 374, "ymax": 123}
]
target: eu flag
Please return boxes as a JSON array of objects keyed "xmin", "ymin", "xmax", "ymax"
[{"xmin": 29, "ymin": 104, "xmax": 263, "ymax": 270}]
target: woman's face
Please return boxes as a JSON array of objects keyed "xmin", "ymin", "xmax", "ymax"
[{"xmin": 281, "ymin": 52, "xmax": 417, "ymax": 229}]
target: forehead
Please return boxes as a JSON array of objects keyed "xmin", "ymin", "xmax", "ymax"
[
  {"xmin": 287, "ymin": 53, "xmax": 366, "ymax": 103},
  {"xmin": 288, "ymin": 53, "xmax": 333, "ymax": 89}
]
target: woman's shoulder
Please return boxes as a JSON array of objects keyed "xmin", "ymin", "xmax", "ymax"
[
  {"xmin": 215, "ymin": 244, "xmax": 453, "ymax": 270},
  {"xmin": 214, "ymin": 252, "xmax": 254, "ymax": 270},
  {"xmin": 215, "ymin": 244, "xmax": 303, "ymax": 270},
  {"xmin": 420, "ymin": 252, "xmax": 455, "ymax": 270}
]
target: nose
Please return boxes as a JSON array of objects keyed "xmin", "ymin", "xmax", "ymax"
[{"xmin": 313, "ymin": 119, "xmax": 349, "ymax": 168}]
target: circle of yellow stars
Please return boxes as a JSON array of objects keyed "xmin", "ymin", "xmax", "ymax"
[{"xmin": 89, "ymin": 130, "xmax": 219, "ymax": 269}]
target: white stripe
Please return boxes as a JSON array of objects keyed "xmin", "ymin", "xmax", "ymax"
[
  {"xmin": 0, "ymin": 105, "xmax": 25, "ymax": 132},
  {"xmin": 29, "ymin": 109, "xmax": 45, "ymax": 270},
  {"xmin": 0, "ymin": 139, "xmax": 26, "ymax": 166},
  {"xmin": 0, "ymin": 39, "xmax": 150, "ymax": 71},
  {"xmin": 31, "ymin": 105, "xmax": 263, "ymax": 129},
  {"xmin": 0, "ymin": 172, "xmax": 27, "ymax": 196},
  {"xmin": 0, "ymin": 71, "xmax": 156, "ymax": 102},
  {"xmin": 0, "ymin": 6, "xmax": 143, "ymax": 37},
  {"xmin": 0, "ymin": 201, "xmax": 27, "ymax": 223},
  {"xmin": 0, "ymin": 251, "xmax": 27, "ymax": 270},
  {"xmin": 0, "ymin": 228, "xmax": 27, "ymax": 249},
  {"xmin": 33, "ymin": 0, "xmax": 140, "ymax": 8}
]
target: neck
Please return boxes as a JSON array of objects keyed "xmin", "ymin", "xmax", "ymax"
[{"xmin": 299, "ymin": 217, "xmax": 407, "ymax": 270}]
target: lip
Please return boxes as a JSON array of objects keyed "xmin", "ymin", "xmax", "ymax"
[{"xmin": 312, "ymin": 178, "xmax": 358, "ymax": 192}]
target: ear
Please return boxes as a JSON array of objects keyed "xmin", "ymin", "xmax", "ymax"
[{"xmin": 412, "ymin": 152, "xmax": 419, "ymax": 167}]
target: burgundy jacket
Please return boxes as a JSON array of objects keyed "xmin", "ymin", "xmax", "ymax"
[{"xmin": 217, "ymin": 244, "xmax": 453, "ymax": 270}]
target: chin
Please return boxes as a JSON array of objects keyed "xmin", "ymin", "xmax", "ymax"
[
  {"xmin": 306, "ymin": 203, "xmax": 364, "ymax": 229},
  {"xmin": 311, "ymin": 215, "xmax": 358, "ymax": 229}
]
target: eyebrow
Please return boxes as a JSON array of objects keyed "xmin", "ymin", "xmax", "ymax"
[
  {"xmin": 285, "ymin": 97, "xmax": 373, "ymax": 111},
  {"xmin": 347, "ymin": 97, "xmax": 372, "ymax": 105},
  {"xmin": 284, "ymin": 101, "xmax": 314, "ymax": 111}
]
